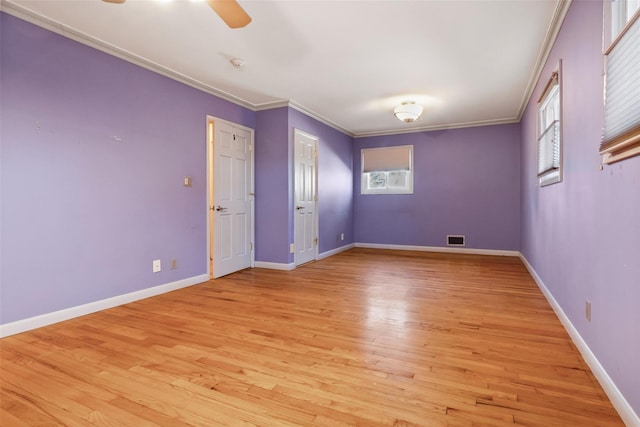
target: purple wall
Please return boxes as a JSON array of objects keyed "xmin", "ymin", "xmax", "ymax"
[
  {"xmin": 520, "ymin": 0, "xmax": 640, "ymax": 413},
  {"xmin": 288, "ymin": 109, "xmax": 354, "ymax": 254},
  {"xmin": 1, "ymin": 13, "xmax": 355, "ymax": 323},
  {"xmin": 354, "ymin": 125, "xmax": 521, "ymax": 250},
  {"xmin": 255, "ymin": 107, "xmax": 291, "ymax": 264},
  {"xmin": 0, "ymin": 13, "xmax": 254, "ymax": 324},
  {"xmin": 4, "ymin": 8, "xmax": 637, "ymax": 416},
  {"xmin": 254, "ymin": 107, "xmax": 355, "ymax": 264}
]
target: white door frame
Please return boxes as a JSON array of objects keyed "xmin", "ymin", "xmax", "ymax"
[
  {"xmin": 206, "ymin": 115, "xmax": 255, "ymax": 279},
  {"xmin": 293, "ymin": 128, "xmax": 319, "ymax": 266}
]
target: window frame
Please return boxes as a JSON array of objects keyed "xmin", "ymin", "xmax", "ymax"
[
  {"xmin": 537, "ymin": 61, "xmax": 563, "ymax": 187},
  {"xmin": 361, "ymin": 145, "xmax": 414, "ymax": 195},
  {"xmin": 600, "ymin": 0, "xmax": 640, "ymax": 164}
]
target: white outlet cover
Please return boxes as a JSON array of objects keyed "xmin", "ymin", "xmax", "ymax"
[{"xmin": 153, "ymin": 259, "xmax": 161, "ymax": 273}]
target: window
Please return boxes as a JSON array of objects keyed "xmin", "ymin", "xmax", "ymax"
[
  {"xmin": 537, "ymin": 62, "xmax": 562, "ymax": 186},
  {"xmin": 610, "ymin": 0, "xmax": 639, "ymax": 38},
  {"xmin": 601, "ymin": 1, "xmax": 640, "ymax": 164},
  {"xmin": 361, "ymin": 145, "xmax": 413, "ymax": 195}
]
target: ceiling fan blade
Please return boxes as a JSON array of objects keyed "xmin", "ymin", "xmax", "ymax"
[
  {"xmin": 207, "ymin": 0, "xmax": 252, "ymax": 29},
  {"xmin": 102, "ymin": 0, "xmax": 126, "ymax": 3}
]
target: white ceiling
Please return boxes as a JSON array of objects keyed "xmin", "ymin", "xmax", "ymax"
[{"xmin": 2, "ymin": 0, "xmax": 569, "ymax": 137}]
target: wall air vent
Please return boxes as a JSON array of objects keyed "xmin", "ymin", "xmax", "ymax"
[{"xmin": 447, "ymin": 235, "xmax": 465, "ymax": 246}]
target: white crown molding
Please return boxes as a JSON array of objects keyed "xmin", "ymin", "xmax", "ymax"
[
  {"xmin": 0, "ymin": 0, "xmax": 571, "ymax": 140},
  {"xmin": 517, "ymin": 0, "xmax": 572, "ymax": 119},
  {"xmin": 0, "ymin": 274, "xmax": 209, "ymax": 338},
  {"xmin": 253, "ymin": 100, "xmax": 291, "ymax": 111},
  {"xmin": 288, "ymin": 101, "xmax": 354, "ymax": 137},
  {"xmin": 353, "ymin": 117, "xmax": 521, "ymax": 139},
  {"xmin": 519, "ymin": 254, "xmax": 639, "ymax": 427},
  {"xmin": 0, "ymin": 0, "xmax": 257, "ymax": 110}
]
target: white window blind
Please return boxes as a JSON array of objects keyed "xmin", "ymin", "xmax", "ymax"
[
  {"xmin": 601, "ymin": 10, "xmax": 640, "ymax": 163},
  {"xmin": 537, "ymin": 65, "xmax": 562, "ymax": 186},
  {"xmin": 538, "ymin": 120, "xmax": 560, "ymax": 175}
]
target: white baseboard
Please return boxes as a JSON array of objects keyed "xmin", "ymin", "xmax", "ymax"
[
  {"xmin": 0, "ymin": 274, "xmax": 209, "ymax": 338},
  {"xmin": 519, "ymin": 254, "xmax": 640, "ymax": 427},
  {"xmin": 254, "ymin": 261, "xmax": 296, "ymax": 271},
  {"xmin": 355, "ymin": 242, "xmax": 519, "ymax": 257},
  {"xmin": 319, "ymin": 243, "xmax": 355, "ymax": 260},
  {"xmin": 255, "ymin": 244, "xmax": 354, "ymax": 269}
]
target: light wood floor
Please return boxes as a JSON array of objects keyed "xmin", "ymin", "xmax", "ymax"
[{"xmin": 0, "ymin": 249, "xmax": 623, "ymax": 426}]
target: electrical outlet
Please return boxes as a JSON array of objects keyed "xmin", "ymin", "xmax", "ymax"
[
  {"xmin": 340, "ymin": 233, "xmax": 344, "ymax": 241},
  {"xmin": 289, "ymin": 243, "xmax": 295, "ymax": 254},
  {"xmin": 152, "ymin": 259, "xmax": 161, "ymax": 273},
  {"xmin": 586, "ymin": 300, "xmax": 591, "ymax": 322},
  {"xmin": 171, "ymin": 259, "xmax": 177, "ymax": 269}
]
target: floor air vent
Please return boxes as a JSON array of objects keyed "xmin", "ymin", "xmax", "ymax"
[{"xmin": 447, "ymin": 235, "xmax": 465, "ymax": 246}]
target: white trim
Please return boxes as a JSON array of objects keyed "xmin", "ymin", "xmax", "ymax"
[
  {"xmin": 355, "ymin": 242, "xmax": 519, "ymax": 257},
  {"xmin": 0, "ymin": 274, "xmax": 209, "ymax": 338},
  {"xmin": 0, "ymin": 0, "xmax": 552, "ymax": 140},
  {"xmin": 206, "ymin": 116, "xmax": 255, "ymax": 279},
  {"xmin": 519, "ymin": 254, "xmax": 640, "ymax": 427},
  {"xmin": 254, "ymin": 261, "xmax": 296, "ymax": 271},
  {"xmin": 353, "ymin": 117, "xmax": 520, "ymax": 139},
  {"xmin": 253, "ymin": 100, "xmax": 291, "ymax": 111},
  {"xmin": 0, "ymin": 2, "xmax": 355, "ymax": 138},
  {"xmin": 293, "ymin": 128, "xmax": 320, "ymax": 266},
  {"xmin": 517, "ymin": 0, "xmax": 572, "ymax": 120},
  {"xmin": 319, "ymin": 243, "xmax": 355, "ymax": 260},
  {"xmin": 289, "ymin": 102, "xmax": 353, "ymax": 136},
  {"xmin": 0, "ymin": 1, "xmax": 260, "ymax": 111}
]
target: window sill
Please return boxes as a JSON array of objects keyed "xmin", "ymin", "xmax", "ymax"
[
  {"xmin": 600, "ymin": 133, "xmax": 640, "ymax": 164},
  {"xmin": 539, "ymin": 169, "xmax": 561, "ymax": 187}
]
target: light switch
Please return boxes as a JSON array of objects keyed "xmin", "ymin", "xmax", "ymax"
[{"xmin": 183, "ymin": 176, "xmax": 192, "ymax": 187}]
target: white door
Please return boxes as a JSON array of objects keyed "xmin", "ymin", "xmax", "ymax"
[
  {"xmin": 208, "ymin": 118, "xmax": 254, "ymax": 278},
  {"xmin": 294, "ymin": 129, "xmax": 318, "ymax": 266}
]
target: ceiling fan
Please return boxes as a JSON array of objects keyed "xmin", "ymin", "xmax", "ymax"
[{"xmin": 101, "ymin": 0, "xmax": 252, "ymax": 29}]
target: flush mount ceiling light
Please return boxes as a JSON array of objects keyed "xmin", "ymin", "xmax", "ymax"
[{"xmin": 394, "ymin": 101, "xmax": 423, "ymax": 123}]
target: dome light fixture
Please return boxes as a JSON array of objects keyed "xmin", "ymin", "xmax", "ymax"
[{"xmin": 394, "ymin": 101, "xmax": 423, "ymax": 123}]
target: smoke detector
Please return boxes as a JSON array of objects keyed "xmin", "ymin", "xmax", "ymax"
[{"xmin": 230, "ymin": 57, "xmax": 245, "ymax": 69}]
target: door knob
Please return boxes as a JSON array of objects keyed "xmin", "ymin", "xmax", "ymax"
[
  {"xmin": 215, "ymin": 205, "xmax": 228, "ymax": 212},
  {"xmin": 295, "ymin": 205, "xmax": 305, "ymax": 210}
]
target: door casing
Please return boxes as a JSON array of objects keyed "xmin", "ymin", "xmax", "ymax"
[
  {"xmin": 206, "ymin": 116, "xmax": 255, "ymax": 279},
  {"xmin": 293, "ymin": 128, "xmax": 319, "ymax": 266}
]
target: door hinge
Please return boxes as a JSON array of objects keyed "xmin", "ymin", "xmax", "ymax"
[
  {"xmin": 249, "ymin": 144, "xmax": 253, "ymax": 152},
  {"xmin": 233, "ymin": 134, "xmax": 236, "ymax": 140},
  {"xmin": 314, "ymin": 194, "xmax": 318, "ymax": 202},
  {"xmin": 250, "ymin": 242, "xmax": 253, "ymax": 250},
  {"xmin": 314, "ymin": 237, "xmax": 319, "ymax": 246}
]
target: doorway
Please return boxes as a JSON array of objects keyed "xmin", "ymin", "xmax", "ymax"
[
  {"xmin": 293, "ymin": 129, "xmax": 318, "ymax": 266},
  {"xmin": 207, "ymin": 117, "xmax": 255, "ymax": 278}
]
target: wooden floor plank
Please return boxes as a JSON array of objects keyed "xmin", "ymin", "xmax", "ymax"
[{"xmin": 0, "ymin": 249, "xmax": 624, "ymax": 426}]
